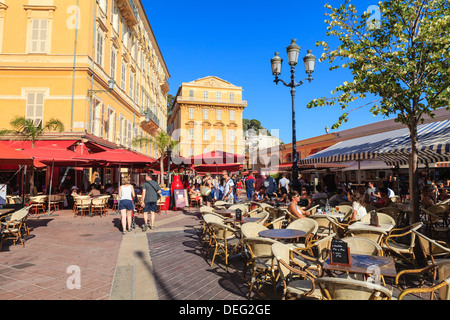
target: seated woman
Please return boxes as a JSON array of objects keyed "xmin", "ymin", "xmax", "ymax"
[
  {"xmin": 253, "ymin": 186, "xmax": 268, "ymax": 202},
  {"xmin": 421, "ymin": 186, "xmax": 435, "ymax": 208},
  {"xmin": 276, "ymin": 187, "xmax": 289, "ymax": 204},
  {"xmin": 288, "ymin": 190, "xmax": 310, "ymax": 219},
  {"xmin": 349, "ymin": 189, "xmax": 367, "ymax": 221},
  {"xmin": 298, "ymin": 188, "xmax": 312, "ymax": 210},
  {"xmin": 374, "ymin": 187, "xmax": 391, "ymax": 208},
  {"xmin": 189, "ymin": 185, "xmax": 203, "ymax": 205}
]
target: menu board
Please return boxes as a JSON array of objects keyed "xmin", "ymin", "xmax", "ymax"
[
  {"xmin": 329, "ymin": 238, "xmax": 351, "ymax": 267},
  {"xmin": 174, "ymin": 189, "xmax": 188, "ymax": 208}
]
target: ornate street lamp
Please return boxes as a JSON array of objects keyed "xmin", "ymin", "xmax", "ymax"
[
  {"xmin": 271, "ymin": 39, "xmax": 316, "ymax": 191},
  {"xmin": 87, "ymin": 77, "xmax": 115, "ymax": 98}
]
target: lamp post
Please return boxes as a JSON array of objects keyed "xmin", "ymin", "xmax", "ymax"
[{"xmin": 271, "ymin": 39, "xmax": 316, "ymax": 192}]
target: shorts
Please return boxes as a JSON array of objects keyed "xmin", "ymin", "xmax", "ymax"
[
  {"xmin": 202, "ymin": 193, "xmax": 213, "ymax": 203},
  {"xmin": 118, "ymin": 199, "xmax": 134, "ymax": 211},
  {"xmin": 144, "ymin": 202, "xmax": 157, "ymax": 213}
]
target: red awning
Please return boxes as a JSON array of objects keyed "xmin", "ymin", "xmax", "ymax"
[
  {"xmin": 20, "ymin": 145, "xmax": 90, "ymax": 166},
  {"xmin": 74, "ymin": 148, "xmax": 156, "ymax": 166},
  {"xmin": 146, "ymin": 154, "xmax": 190, "ymax": 171},
  {"xmin": 187, "ymin": 150, "xmax": 245, "ymax": 165},
  {"xmin": 0, "ymin": 140, "xmax": 78, "ymax": 150},
  {"xmin": 0, "ymin": 143, "xmax": 46, "ymax": 168},
  {"xmin": 193, "ymin": 163, "xmax": 243, "ymax": 173}
]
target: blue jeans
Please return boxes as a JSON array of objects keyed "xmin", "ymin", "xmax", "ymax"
[{"xmin": 247, "ymin": 189, "xmax": 254, "ymax": 199}]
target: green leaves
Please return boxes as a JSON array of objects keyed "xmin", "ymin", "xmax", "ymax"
[{"xmin": 314, "ymin": 0, "xmax": 450, "ymax": 129}]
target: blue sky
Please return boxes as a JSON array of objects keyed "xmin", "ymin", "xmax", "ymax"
[{"xmin": 142, "ymin": 0, "xmax": 389, "ymax": 144}]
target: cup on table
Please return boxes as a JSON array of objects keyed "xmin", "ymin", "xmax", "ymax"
[{"xmin": 335, "ymin": 206, "xmax": 339, "ymax": 212}]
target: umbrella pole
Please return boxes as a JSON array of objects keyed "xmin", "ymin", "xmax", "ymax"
[
  {"xmin": 111, "ymin": 161, "xmax": 121, "ymax": 216},
  {"xmin": 41, "ymin": 159, "xmax": 59, "ymax": 217}
]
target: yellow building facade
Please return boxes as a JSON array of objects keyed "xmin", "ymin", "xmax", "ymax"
[
  {"xmin": 168, "ymin": 76, "xmax": 247, "ymax": 158},
  {"xmin": 0, "ymin": 0, "xmax": 169, "ymax": 158}
]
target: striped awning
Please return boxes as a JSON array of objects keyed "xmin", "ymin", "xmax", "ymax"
[
  {"xmin": 301, "ymin": 120, "xmax": 450, "ymax": 166},
  {"xmin": 436, "ymin": 162, "xmax": 450, "ymax": 168}
]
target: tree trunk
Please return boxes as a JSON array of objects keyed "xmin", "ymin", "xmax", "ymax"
[{"xmin": 409, "ymin": 123, "xmax": 420, "ymax": 224}]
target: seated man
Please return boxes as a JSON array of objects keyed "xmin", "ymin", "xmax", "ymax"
[{"xmin": 328, "ymin": 188, "xmax": 346, "ymax": 207}]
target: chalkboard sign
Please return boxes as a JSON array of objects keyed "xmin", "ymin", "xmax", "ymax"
[
  {"xmin": 235, "ymin": 208, "xmax": 243, "ymax": 222},
  {"xmin": 329, "ymin": 238, "xmax": 351, "ymax": 267},
  {"xmin": 370, "ymin": 211, "xmax": 379, "ymax": 227}
]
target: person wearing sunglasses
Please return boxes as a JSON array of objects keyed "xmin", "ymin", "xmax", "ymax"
[{"xmin": 288, "ymin": 190, "xmax": 310, "ymax": 219}]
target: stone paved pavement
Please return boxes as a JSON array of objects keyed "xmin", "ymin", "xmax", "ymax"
[{"xmin": 0, "ymin": 206, "xmax": 431, "ymax": 301}]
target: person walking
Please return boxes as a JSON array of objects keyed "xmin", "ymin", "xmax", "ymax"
[
  {"xmin": 119, "ymin": 175, "xmax": 135, "ymax": 235},
  {"xmin": 141, "ymin": 172, "xmax": 161, "ymax": 231},
  {"xmin": 278, "ymin": 174, "xmax": 290, "ymax": 193},
  {"xmin": 201, "ymin": 172, "xmax": 213, "ymax": 207},
  {"xmin": 222, "ymin": 170, "xmax": 235, "ymax": 204},
  {"xmin": 245, "ymin": 174, "xmax": 256, "ymax": 199}
]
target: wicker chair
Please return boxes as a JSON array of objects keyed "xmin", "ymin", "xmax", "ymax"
[
  {"xmin": 344, "ymin": 227, "xmax": 388, "ymax": 245},
  {"xmin": 422, "ymin": 204, "xmax": 450, "ymax": 239},
  {"xmin": 208, "ymin": 221, "xmax": 241, "ymax": 271},
  {"xmin": 243, "ymin": 237, "xmax": 281, "ymax": 299},
  {"xmin": 1, "ymin": 207, "xmax": 30, "ymax": 248},
  {"xmin": 412, "ymin": 230, "xmax": 450, "ymax": 266},
  {"xmin": 241, "ymin": 222, "xmax": 268, "ymax": 239},
  {"xmin": 360, "ymin": 212, "xmax": 396, "ymax": 226},
  {"xmin": 396, "ymin": 259, "xmax": 450, "ymax": 300},
  {"xmin": 382, "ymin": 222, "xmax": 423, "ymax": 267},
  {"xmin": 73, "ymin": 197, "xmax": 91, "ymax": 218},
  {"xmin": 316, "ymin": 277, "xmax": 392, "ymax": 300},
  {"xmin": 90, "ymin": 196, "xmax": 108, "ymax": 217},
  {"xmin": 377, "ymin": 207, "xmax": 405, "ymax": 227},
  {"xmin": 342, "ymin": 237, "xmax": 383, "ymax": 256},
  {"xmin": 286, "ymin": 218, "xmax": 319, "ymax": 250},
  {"xmin": 310, "ymin": 214, "xmax": 334, "ymax": 238},
  {"xmin": 28, "ymin": 195, "xmax": 47, "ymax": 215},
  {"xmin": 272, "ymin": 242, "xmax": 322, "ymax": 300}
]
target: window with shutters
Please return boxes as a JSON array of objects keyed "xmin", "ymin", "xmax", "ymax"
[
  {"xmin": 110, "ymin": 48, "xmax": 116, "ymax": 80},
  {"xmin": 203, "ymin": 129, "xmax": 209, "ymax": 141},
  {"xmin": 26, "ymin": 92, "xmax": 45, "ymax": 125},
  {"xmin": 216, "ymin": 109, "xmax": 222, "ymax": 121},
  {"xmin": 230, "ymin": 110, "xmax": 235, "ymax": 121},
  {"xmin": 188, "ymin": 108, "xmax": 194, "ymax": 119},
  {"xmin": 121, "ymin": 62, "xmax": 126, "ymax": 90},
  {"xmin": 30, "ymin": 19, "xmax": 48, "ymax": 53},
  {"xmin": 96, "ymin": 29, "xmax": 104, "ymax": 66},
  {"xmin": 216, "ymin": 129, "xmax": 222, "ymax": 141},
  {"xmin": 189, "ymin": 128, "xmax": 194, "ymax": 140}
]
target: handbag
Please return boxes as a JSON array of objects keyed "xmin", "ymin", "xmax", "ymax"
[
  {"xmin": 200, "ymin": 185, "xmax": 211, "ymax": 196},
  {"xmin": 200, "ymin": 180, "xmax": 211, "ymax": 196}
]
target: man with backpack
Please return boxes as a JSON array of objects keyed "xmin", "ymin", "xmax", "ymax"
[{"xmin": 140, "ymin": 172, "xmax": 161, "ymax": 231}]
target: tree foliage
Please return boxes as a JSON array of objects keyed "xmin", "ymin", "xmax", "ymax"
[
  {"xmin": 308, "ymin": 0, "xmax": 450, "ymax": 222},
  {"xmin": 308, "ymin": 0, "xmax": 450, "ymax": 130}
]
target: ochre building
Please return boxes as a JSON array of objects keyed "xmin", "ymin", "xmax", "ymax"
[
  {"xmin": 168, "ymin": 76, "xmax": 247, "ymax": 159},
  {"xmin": 0, "ymin": 0, "xmax": 169, "ymax": 158}
]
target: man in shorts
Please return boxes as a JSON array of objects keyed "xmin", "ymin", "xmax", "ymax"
[{"xmin": 140, "ymin": 172, "xmax": 161, "ymax": 231}]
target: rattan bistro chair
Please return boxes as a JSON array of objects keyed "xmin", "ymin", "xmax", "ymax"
[
  {"xmin": 344, "ymin": 227, "xmax": 388, "ymax": 245},
  {"xmin": 316, "ymin": 277, "xmax": 392, "ymax": 300},
  {"xmin": 1, "ymin": 207, "xmax": 30, "ymax": 248},
  {"xmin": 272, "ymin": 242, "xmax": 322, "ymax": 300},
  {"xmin": 243, "ymin": 237, "xmax": 281, "ymax": 299},
  {"xmin": 286, "ymin": 218, "xmax": 319, "ymax": 250},
  {"xmin": 412, "ymin": 230, "xmax": 450, "ymax": 266},
  {"xmin": 73, "ymin": 197, "xmax": 91, "ymax": 218},
  {"xmin": 208, "ymin": 221, "xmax": 241, "ymax": 272},
  {"xmin": 241, "ymin": 222, "xmax": 268, "ymax": 239},
  {"xmin": 396, "ymin": 259, "xmax": 450, "ymax": 300},
  {"xmin": 382, "ymin": 222, "xmax": 423, "ymax": 267}
]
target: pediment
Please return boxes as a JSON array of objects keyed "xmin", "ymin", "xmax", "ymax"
[{"xmin": 185, "ymin": 76, "xmax": 240, "ymax": 89}]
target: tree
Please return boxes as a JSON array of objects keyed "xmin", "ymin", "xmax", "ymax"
[
  {"xmin": 132, "ymin": 131, "xmax": 178, "ymax": 185},
  {"xmin": 308, "ymin": 0, "xmax": 450, "ymax": 222},
  {"xmin": 0, "ymin": 116, "xmax": 65, "ymax": 195}
]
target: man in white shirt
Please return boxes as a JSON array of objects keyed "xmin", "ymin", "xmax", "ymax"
[
  {"xmin": 222, "ymin": 170, "xmax": 234, "ymax": 204},
  {"xmin": 278, "ymin": 174, "xmax": 290, "ymax": 192}
]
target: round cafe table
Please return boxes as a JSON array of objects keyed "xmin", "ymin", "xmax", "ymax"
[
  {"xmin": 224, "ymin": 217, "xmax": 260, "ymax": 224},
  {"xmin": 258, "ymin": 229, "xmax": 306, "ymax": 240},
  {"xmin": 214, "ymin": 209, "xmax": 235, "ymax": 217}
]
